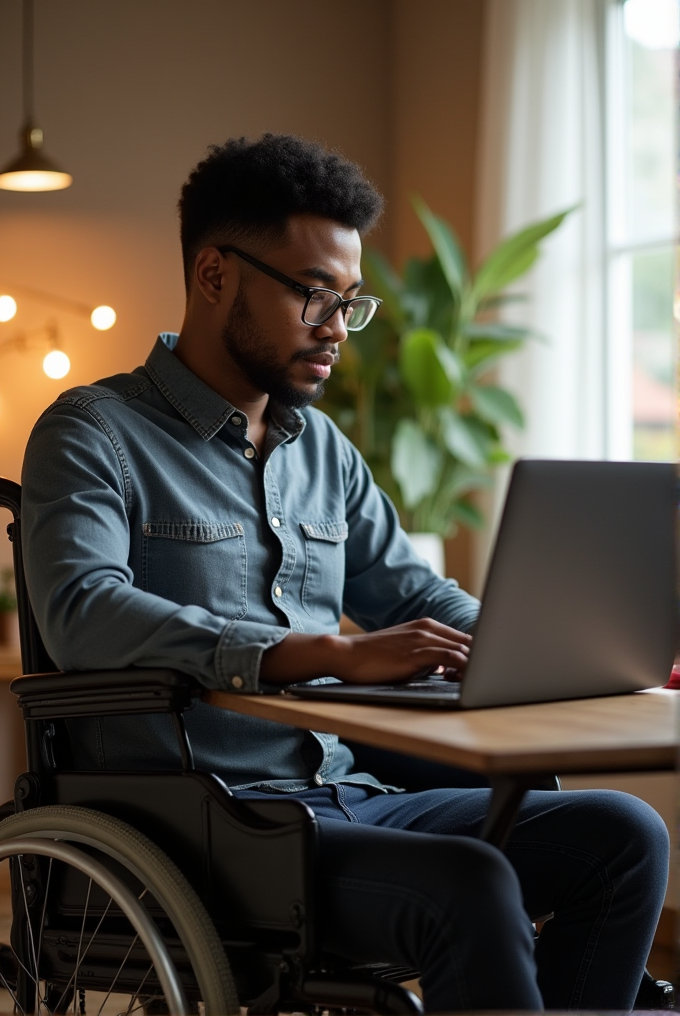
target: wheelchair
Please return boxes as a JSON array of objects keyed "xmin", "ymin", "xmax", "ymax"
[{"xmin": 0, "ymin": 476, "xmax": 674, "ymax": 1014}]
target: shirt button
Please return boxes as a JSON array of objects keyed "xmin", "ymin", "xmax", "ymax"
[
  {"xmin": 271, "ymin": 517, "xmax": 281, "ymax": 528},
  {"xmin": 274, "ymin": 586, "xmax": 283, "ymax": 597},
  {"xmin": 231, "ymin": 416, "xmax": 242, "ymax": 426},
  {"xmin": 231, "ymin": 675, "xmax": 244, "ymax": 689},
  {"xmin": 314, "ymin": 773, "xmax": 324, "ymax": 786},
  {"xmin": 244, "ymin": 448, "xmax": 255, "ymax": 459}
]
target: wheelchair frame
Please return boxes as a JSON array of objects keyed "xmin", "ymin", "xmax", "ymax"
[{"xmin": 0, "ymin": 475, "xmax": 422, "ymax": 1015}]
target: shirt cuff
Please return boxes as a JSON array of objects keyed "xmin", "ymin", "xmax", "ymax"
[{"xmin": 215, "ymin": 620, "xmax": 291, "ymax": 692}]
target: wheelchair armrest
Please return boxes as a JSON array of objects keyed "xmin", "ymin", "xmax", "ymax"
[{"xmin": 10, "ymin": 667, "xmax": 200, "ymax": 720}]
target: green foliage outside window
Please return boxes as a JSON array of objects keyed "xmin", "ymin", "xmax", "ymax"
[{"xmin": 318, "ymin": 198, "xmax": 572, "ymax": 537}]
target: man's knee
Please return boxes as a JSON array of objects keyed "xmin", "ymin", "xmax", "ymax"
[{"xmin": 576, "ymin": 789, "xmax": 669, "ymax": 860}]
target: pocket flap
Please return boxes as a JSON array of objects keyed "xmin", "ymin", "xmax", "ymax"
[
  {"xmin": 142, "ymin": 521, "xmax": 243, "ymax": 542},
  {"xmin": 300, "ymin": 520, "xmax": 349, "ymax": 543}
]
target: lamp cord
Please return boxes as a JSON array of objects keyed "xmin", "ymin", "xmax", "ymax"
[{"xmin": 22, "ymin": 0, "xmax": 34, "ymax": 125}]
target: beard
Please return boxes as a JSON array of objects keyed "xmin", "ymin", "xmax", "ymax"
[{"xmin": 221, "ymin": 288, "xmax": 326, "ymax": 409}]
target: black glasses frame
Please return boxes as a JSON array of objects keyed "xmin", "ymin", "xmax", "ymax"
[{"xmin": 216, "ymin": 245, "xmax": 381, "ymax": 329}]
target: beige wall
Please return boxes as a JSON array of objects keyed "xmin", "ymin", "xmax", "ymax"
[
  {"xmin": 0, "ymin": 0, "xmax": 486, "ymax": 575},
  {"xmin": 0, "ymin": 0, "xmax": 395, "ymax": 496},
  {"xmin": 389, "ymin": 0, "xmax": 485, "ymax": 267}
]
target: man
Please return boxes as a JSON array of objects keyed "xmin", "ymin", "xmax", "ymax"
[{"xmin": 22, "ymin": 134, "xmax": 668, "ymax": 1011}]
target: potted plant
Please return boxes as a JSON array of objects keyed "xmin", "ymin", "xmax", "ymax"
[
  {"xmin": 319, "ymin": 198, "xmax": 572, "ymax": 551},
  {"xmin": 0, "ymin": 566, "xmax": 18, "ymax": 647}
]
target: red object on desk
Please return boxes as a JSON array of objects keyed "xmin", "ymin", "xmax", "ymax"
[{"xmin": 665, "ymin": 665, "xmax": 680, "ymax": 690}]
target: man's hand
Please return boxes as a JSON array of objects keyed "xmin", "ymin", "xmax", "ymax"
[{"xmin": 259, "ymin": 619, "xmax": 472, "ymax": 686}]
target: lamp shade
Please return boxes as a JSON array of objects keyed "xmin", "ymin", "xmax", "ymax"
[{"xmin": 0, "ymin": 125, "xmax": 72, "ymax": 192}]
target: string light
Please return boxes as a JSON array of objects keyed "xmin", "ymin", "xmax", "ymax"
[
  {"xmin": 0, "ymin": 296, "xmax": 18, "ymax": 323},
  {"xmin": 90, "ymin": 305, "xmax": 116, "ymax": 330},
  {"xmin": 42, "ymin": 349, "xmax": 70, "ymax": 379},
  {"xmin": 0, "ymin": 290, "xmax": 116, "ymax": 379}
]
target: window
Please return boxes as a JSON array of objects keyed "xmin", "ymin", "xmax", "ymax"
[{"xmin": 606, "ymin": 0, "xmax": 677, "ymax": 461}]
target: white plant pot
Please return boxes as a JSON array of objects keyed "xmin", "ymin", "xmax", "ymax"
[{"xmin": 406, "ymin": 532, "xmax": 445, "ymax": 577}]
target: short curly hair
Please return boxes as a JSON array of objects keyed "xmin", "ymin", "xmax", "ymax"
[{"xmin": 178, "ymin": 133, "xmax": 384, "ymax": 288}]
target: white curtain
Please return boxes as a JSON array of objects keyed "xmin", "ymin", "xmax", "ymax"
[{"xmin": 474, "ymin": 0, "xmax": 610, "ymax": 584}]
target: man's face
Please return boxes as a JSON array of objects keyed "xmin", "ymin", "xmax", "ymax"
[{"xmin": 220, "ymin": 215, "xmax": 363, "ymax": 408}]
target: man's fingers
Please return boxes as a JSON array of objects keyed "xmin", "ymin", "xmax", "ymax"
[{"xmin": 414, "ymin": 618, "xmax": 473, "ymax": 645}]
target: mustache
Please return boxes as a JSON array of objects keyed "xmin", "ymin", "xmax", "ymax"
[{"xmin": 292, "ymin": 347, "xmax": 340, "ymax": 365}]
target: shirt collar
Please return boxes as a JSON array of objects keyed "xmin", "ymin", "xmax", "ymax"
[{"xmin": 145, "ymin": 333, "xmax": 306, "ymax": 443}]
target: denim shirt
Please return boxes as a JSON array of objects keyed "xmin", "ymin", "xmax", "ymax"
[{"xmin": 21, "ymin": 334, "xmax": 480, "ymax": 790}]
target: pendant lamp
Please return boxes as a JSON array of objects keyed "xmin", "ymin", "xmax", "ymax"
[{"xmin": 0, "ymin": 0, "xmax": 72, "ymax": 192}]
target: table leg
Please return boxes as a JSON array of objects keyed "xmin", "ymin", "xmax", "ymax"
[{"xmin": 479, "ymin": 775, "xmax": 528, "ymax": 849}]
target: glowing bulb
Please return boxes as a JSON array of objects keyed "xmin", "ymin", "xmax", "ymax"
[
  {"xmin": 0, "ymin": 295, "xmax": 17, "ymax": 322},
  {"xmin": 623, "ymin": 0, "xmax": 680, "ymax": 48},
  {"xmin": 90, "ymin": 305, "xmax": 116, "ymax": 330},
  {"xmin": 0, "ymin": 170, "xmax": 73, "ymax": 191},
  {"xmin": 43, "ymin": 350, "xmax": 70, "ymax": 379}
]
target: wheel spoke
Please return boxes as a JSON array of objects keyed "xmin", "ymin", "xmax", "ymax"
[
  {"xmin": 94, "ymin": 932, "xmax": 139, "ymax": 1016},
  {"xmin": 18, "ymin": 855, "xmax": 42, "ymax": 1013},
  {"xmin": 52, "ymin": 898, "xmax": 114, "ymax": 1014},
  {"xmin": 35, "ymin": 858, "xmax": 53, "ymax": 972},
  {"xmin": 72, "ymin": 878, "xmax": 93, "ymax": 1013},
  {"xmin": 0, "ymin": 966, "xmax": 22, "ymax": 1013},
  {"xmin": 0, "ymin": 809, "xmax": 236, "ymax": 1014}
]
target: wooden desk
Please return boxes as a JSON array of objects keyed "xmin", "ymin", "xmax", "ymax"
[
  {"xmin": 204, "ymin": 687, "xmax": 677, "ymax": 776},
  {"xmin": 204, "ymin": 687, "xmax": 677, "ymax": 846}
]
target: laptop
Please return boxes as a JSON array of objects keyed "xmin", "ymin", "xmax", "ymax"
[{"xmin": 286, "ymin": 459, "xmax": 677, "ymax": 709}]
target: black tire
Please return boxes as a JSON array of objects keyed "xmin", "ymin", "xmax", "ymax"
[{"xmin": 0, "ymin": 805, "xmax": 237, "ymax": 1015}]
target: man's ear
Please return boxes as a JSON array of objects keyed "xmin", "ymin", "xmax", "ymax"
[{"xmin": 192, "ymin": 248, "xmax": 239, "ymax": 307}]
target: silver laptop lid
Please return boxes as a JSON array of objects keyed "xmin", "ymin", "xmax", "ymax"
[{"xmin": 460, "ymin": 460, "xmax": 677, "ymax": 708}]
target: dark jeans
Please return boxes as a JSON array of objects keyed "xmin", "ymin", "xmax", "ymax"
[{"xmin": 233, "ymin": 783, "xmax": 669, "ymax": 1012}]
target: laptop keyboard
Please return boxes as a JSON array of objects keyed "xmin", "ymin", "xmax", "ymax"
[{"xmin": 377, "ymin": 680, "xmax": 461, "ymax": 695}]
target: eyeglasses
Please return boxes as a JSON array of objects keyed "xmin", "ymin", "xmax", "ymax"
[{"xmin": 217, "ymin": 245, "xmax": 381, "ymax": 331}]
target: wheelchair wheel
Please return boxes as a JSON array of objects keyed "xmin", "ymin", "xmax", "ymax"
[{"xmin": 0, "ymin": 805, "xmax": 238, "ymax": 1015}]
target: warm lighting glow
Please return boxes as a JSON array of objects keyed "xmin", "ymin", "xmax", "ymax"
[
  {"xmin": 0, "ymin": 296, "xmax": 17, "ymax": 322},
  {"xmin": 43, "ymin": 349, "xmax": 70, "ymax": 379},
  {"xmin": 91, "ymin": 305, "xmax": 116, "ymax": 330},
  {"xmin": 623, "ymin": 0, "xmax": 680, "ymax": 48},
  {"xmin": 0, "ymin": 169, "xmax": 73, "ymax": 192}
]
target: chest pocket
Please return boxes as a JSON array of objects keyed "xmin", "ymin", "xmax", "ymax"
[
  {"xmin": 142, "ymin": 520, "xmax": 247, "ymax": 620},
  {"xmin": 300, "ymin": 520, "xmax": 349, "ymax": 624}
]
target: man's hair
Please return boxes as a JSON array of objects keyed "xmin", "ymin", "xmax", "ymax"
[{"xmin": 178, "ymin": 133, "xmax": 384, "ymax": 288}]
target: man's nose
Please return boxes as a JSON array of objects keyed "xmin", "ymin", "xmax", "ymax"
[{"xmin": 315, "ymin": 307, "xmax": 348, "ymax": 343}]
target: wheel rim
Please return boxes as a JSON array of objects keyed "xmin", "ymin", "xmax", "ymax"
[
  {"xmin": 0, "ymin": 836, "xmax": 188, "ymax": 1016},
  {"xmin": 0, "ymin": 806, "xmax": 237, "ymax": 1015}
]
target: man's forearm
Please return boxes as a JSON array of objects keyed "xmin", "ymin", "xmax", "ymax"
[
  {"xmin": 259, "ymin": 633, "xmax": 343, "ymax": 684},
  {"xmin": 260, "ymin": 621, "xmax": 472, "ymax": 686}
]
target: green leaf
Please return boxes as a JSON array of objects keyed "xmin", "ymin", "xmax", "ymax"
[
  {"xmin": 349, "ymin": 318, "xmax": 395, "ymax": 375},
  {"xmin": 487, "ymin": 444, "xmax": 513, "ymax": 464},
  {"xmin": 477, "ymin": 292, "xmax": 530, "ymax": 311},
  {"xmin": 391, "ymin": 419, "xmax": 443, "ymax": 510},
  {"xmin": 471, "ymin": 206, "xmax": 575, "ymax": 301},
  {"xmin": 402, "ymin": 256, "xmax": 455, "ymax": 332},
  {"xmin": 412, "ymin": 195, "xmax": 467, "ymax": 301},
  {"xmin": 440, "ymin": 410, "xmax": 490, "ymax": 468},
  {"xmin": 362, "ymin": 248, "xmax": 406, "ymax": 327},
  {"xmin": 462, "ymin": 322, "xmax": 533, "ymax": 341},
  {"xmin": 399, "ymin": 328, "xmax": 461, "ymax": 406},
  {"xmin": 463, "ymin": 338, "xmax": 523, "ymax": 373},
  {"xmin": 451, "ymin": 500, "xmax": 485, "ymax": 529},
  {"xmin": 469, "ymin": 385, "xmax": 524, "ymax": 428}
]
